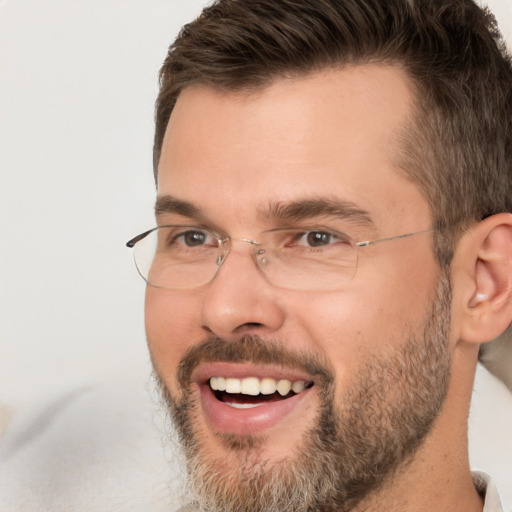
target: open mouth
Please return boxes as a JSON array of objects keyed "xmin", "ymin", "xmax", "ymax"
[
  {"xmin": 209, "ymin": 376, "xmax": 313, "ymax": 409},
  {"xmin": 193, "ymin": 363, "xmax": 317, "ymax": 434}
]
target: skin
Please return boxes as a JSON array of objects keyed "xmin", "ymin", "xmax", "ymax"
[{"xmin": 146, "ymin": 65, "xmax": 493, "ymax": 511}]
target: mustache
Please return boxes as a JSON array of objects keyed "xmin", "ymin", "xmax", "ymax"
[{"xmin": 177, "ymin": 335, "xmax": 334, "ymax": 388}]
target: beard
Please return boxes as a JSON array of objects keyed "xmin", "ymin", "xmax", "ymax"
[{"xmin": 155, "ymin": 271, "xmax": 452, "ymax": 512}]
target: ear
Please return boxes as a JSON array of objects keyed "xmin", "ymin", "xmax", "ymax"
[{"xmin": 458, "ymin": 213, "xmax": 512, "ymax": 344}]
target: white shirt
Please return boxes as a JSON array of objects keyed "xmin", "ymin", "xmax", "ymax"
[{"xmin": 474, "ymin": 472, "xmax": 505, "ymax": 512}]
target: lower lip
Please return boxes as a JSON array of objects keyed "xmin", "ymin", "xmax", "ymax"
[{"xmin": 198, "ymin": 383, "xmax": 313, "ymax": 435}]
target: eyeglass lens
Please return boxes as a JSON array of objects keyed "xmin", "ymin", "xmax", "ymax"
[{"xmin": 132, "ymin": 226, "xmax": 359, "ymax": 291}]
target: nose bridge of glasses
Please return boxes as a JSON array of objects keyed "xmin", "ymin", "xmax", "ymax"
[{"xmin": 216, "ymin": 236, "xmax": 263, "ymax": 267}]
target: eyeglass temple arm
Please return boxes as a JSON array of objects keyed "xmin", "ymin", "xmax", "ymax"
[
  {"xmin": 355, "ymin": 229, "xmax": 433, "ymax": 248},
  {"xmin": 126, "ymin": 228, "xmax": 155, "ymax": 248}
]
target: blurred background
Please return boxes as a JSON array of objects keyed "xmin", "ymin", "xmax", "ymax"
[
  {"xmin": 0, "ymin": 0, "xmax": 210, "ymax": 405},
  {"xmin": 0, "ymin": 0, "xmax": 511, "ymax": 509}
]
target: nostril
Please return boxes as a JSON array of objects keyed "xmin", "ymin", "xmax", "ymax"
[{"xmin": 237, "ymin": 322, "xmax": 264, "ymax": 331}]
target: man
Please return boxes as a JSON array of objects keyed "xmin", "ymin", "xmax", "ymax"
[{"xmin": 127, "ymin": 0, "xmax": 512, "ymax": 510}]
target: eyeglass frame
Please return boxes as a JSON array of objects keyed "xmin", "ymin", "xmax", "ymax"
[{"xmin": 126, "ymin": 225, "xmax": 433, "ymax": 291}]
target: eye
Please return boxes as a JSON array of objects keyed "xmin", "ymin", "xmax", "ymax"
[
  {"xmin": 171, "ymin": 228, "xmax": 218, "ymax": 248},
  {"xmin": 181, "ymin": 230, "xmax": 206, "ymax": 246},
  {"xmin": 294, "ymin": 230, "xmax": 343, "ymax": 248}
]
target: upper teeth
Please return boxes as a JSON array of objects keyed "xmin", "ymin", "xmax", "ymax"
[{"xmin": 209, "ymin": 377, "xmax": 307, "ymax": 396}]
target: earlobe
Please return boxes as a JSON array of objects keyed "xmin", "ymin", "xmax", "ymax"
[{"xmin": 459, "ymin": 213, "xmax": 512, "ymax": 344}]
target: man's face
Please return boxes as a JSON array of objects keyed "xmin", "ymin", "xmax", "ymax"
[{"xmin": 146, "ymin": 65, "xmax": 451, "ymax": 511}]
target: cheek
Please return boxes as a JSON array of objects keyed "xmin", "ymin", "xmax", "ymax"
[
  {"xmin": 296, "ymin": 264, "xmax": 437, "ymax": 388},
  {"xmin": 145, "ymin": 288, "xmax": 203, "ymax": 386},
  {"xmin": 295, "ymin": 291, "xmax": 380, "ymax": 381}
]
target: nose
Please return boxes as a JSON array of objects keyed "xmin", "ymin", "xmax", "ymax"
[{"xmin": 200, "ymin": 240, "xmax": 286, "ymax": 339}]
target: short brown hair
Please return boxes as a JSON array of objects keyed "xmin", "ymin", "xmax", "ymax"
[{"xmin": 154, "ymin": 0, "xmax": 512, "ymax": 264}]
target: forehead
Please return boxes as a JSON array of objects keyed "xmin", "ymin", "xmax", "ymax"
[{"xmin": 157, "ymin": 65, "xmax": 430, "ymax": 234}]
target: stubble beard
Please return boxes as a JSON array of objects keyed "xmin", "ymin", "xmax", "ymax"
[{"xmin": 156, "ymin": 272, "xmax": 452, "ymax": 512}]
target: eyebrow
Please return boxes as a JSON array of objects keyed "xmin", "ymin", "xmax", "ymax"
[
  {"xmin": 155, "ymin": 194, "xmax": 374, "ymax": 229},
  {"xmin": 259, "ymin": 197, "xmax": 374, "ymax": 227},
  {"xmin": 155, "ymin": 195, "xmax": 205, "ymax": 220}
]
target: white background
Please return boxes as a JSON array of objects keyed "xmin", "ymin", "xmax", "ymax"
[
  {"xmin": 0, "ymin": 0, "xmax": 210, "ymax": 404},
  {"xmin": 1, "ymin": 0, "xmax": 511, "ymax": 508}
]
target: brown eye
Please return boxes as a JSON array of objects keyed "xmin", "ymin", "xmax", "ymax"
[
  {"xmin": 181, "ymin": 230, "xmax": 207, "ymax": 246},
  {"xmin": 305, "ymin": 231, "xmax": 333, "ymax": 247},
  {"xmin": 170, "ymin": 229, "xmax": 218, "ymax": 249}
]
